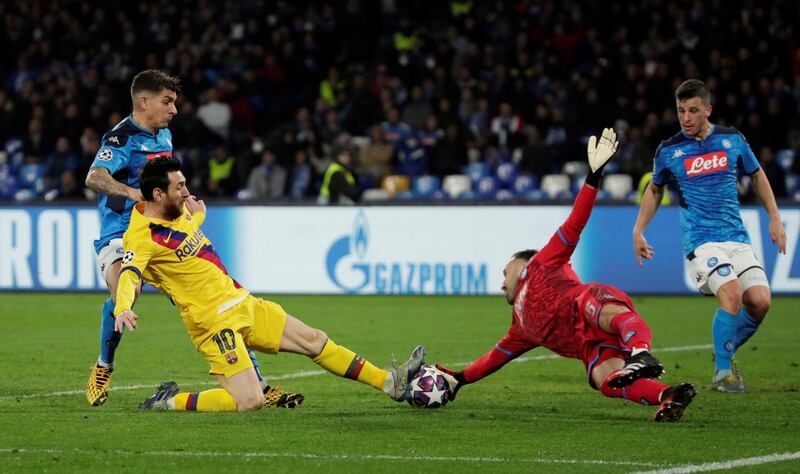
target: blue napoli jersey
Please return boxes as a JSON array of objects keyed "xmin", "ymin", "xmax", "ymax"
[
  {"xmin": 91, "ymin": 116, "xmax": 173, "ymax": 253},
  {"xmin": 652, "ymin": 124, "xmax": 760, "ymax": 255}
]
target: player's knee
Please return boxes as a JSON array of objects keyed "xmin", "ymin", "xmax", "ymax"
[
  {"xmin": 305, "ymin": 328, "xmax": 328, "ymax": 354},
  {"xmin": 236, "ymin": 392, "xmax": 264, "ymax": 412},
  {"xmin": 744, "ymin": 296, "xmax": 770, "ymax": 319}
]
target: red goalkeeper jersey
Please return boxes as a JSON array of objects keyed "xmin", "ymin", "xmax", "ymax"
[{"xmin": 462, "ymin": 184, "xmax": 606, "ymax": 383}]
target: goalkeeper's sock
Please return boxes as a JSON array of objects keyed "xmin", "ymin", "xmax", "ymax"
[
  {"xmin": 312, "ymin": 339, "xmax": 388, "ymax": 390},
  {"xmin": 712, "ymin": 308, "xmax": 738, "ymax": 373},
  {"xmin": 609, "ymin": 311, "xmax": 652, "ymax": 353},
  {"xmin": 173, "ymin": 389, "xmax": 237, "ymax": 412},
  {"xmin": 733, "ymin": 307, "xmax": 761, "ymax": 351},
  {"xmin": 98, "ymin": 298, "xmax": 121, "ymax": 367},
  {"xmin": 600, "ymin": 373, "xmax": 668, "ymax": 405}
]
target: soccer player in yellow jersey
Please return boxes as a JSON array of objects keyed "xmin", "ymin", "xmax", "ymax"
[{"xmin": 114, "ymin": 157, "xmax": 425, "ymax": 411}]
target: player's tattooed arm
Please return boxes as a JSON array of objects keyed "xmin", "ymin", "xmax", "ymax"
[{"xmin": 86, "ymin": 167, "xmax": 143, "ymax": 201}]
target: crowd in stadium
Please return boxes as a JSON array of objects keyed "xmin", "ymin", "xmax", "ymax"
[{"xmin": 1, "ymin": 0, "xmax": 799, "ymax": 203}]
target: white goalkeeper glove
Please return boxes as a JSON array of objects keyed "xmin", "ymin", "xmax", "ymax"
[{"xmin": 587, "ymin": 127, "xmax": 619, "ymax": 173}]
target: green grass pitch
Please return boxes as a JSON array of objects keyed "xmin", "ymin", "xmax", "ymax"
[{"xmin": 0, "ymin": 293, "xmax": 798, "ymax": 473}]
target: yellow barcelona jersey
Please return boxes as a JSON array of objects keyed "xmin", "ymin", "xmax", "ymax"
[{"xmin": 114, "ymin": 203, "xmax": 248, "ymax": 338}]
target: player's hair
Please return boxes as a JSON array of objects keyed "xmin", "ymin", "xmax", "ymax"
[
  {"xmin": 675, "ymin": 79, "xmax": 711, "ymax": 105},
  {"xmin": 130, "ymin": 70, "xmax": 181, "ymax": 101},
  {"xmin": 512, "ymin": 249, "xmax": 538, "ymax": 261},
  {"xmin": 140, "ymin": 156, "xmax": 182, "ymax": 201}
]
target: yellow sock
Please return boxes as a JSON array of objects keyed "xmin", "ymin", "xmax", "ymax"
[
  {"xmin": 173, "ymin": 389, "xmax": 238, "ymax": 412},
  {"xmin": 313, "ymin": 339, "xmax": 388, "ymax": 390}
]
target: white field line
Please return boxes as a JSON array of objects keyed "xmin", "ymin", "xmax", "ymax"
[
  {"xmin": 630, "ymin": 451, "xmax": 800, "ymax": 474},
  {"xmin": 1, "ymin": 344, "xmax": 712, "ymax": 400},
  {"xmin": 0, "ymin": 447, "xmax": 666, "ymax": 467}
]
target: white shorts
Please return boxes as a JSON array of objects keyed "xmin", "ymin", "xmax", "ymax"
[
  {"xmin": 688, "ymin": 242, "xmax": 769, "ymax": 296},
  {"xmin": 96, "ymin": 238, "xmax": 125, "ymax": 283}
]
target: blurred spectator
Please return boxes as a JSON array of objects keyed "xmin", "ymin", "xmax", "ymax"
[
  {"xmin": 358, "ymin": 126, "xmax": 394, "ymax": 185},
  {"xmin": 196, "ymin": 88, "xmax": 231, "ymax": 140},
  {"xmin": 490, "ymin": 102, "xmax": 523, "ymax": 150},
  {"xmin": 287, "ymin": 148, "xmax": 313, "ymax": 199},
  {"xmin": 15, "ymin": 154, "xmax": 46, "ymax": 201},
  {"xmin": 518, "ymin": 126, "xmax": 552, "ymax": 177},
  {"xmin": 318, "ymin": 148, "xmax": 362, "ymax": 205},
  {"xmin": 246, "ymin": 149, "xmax": 286, "ymax": 200},
  {"xmin": 44, "ymin": 136, "xmax": 80, "ymax": 196},
  {"xmin": 380, "ymin": 108, "xmax": 412, "ymax": 145},
  {"xmin": 205, "ymin": 146, "xmax": 239, "ymax": 196},
  {"xmin": 430, "ymin": 123, "xmax": 467, "ymax": 177},
  {"xmin": 402, "ymin": 86, "xmax": 434, "ymax": 131}
]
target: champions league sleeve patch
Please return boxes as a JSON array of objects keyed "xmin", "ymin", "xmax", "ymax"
[
  {"xmin": 122, "ymin": 250, "xmax": 135, "ymax": 264},
  {"xmin": 96, "ymin": 147, "xmax": 114, "ymax": 161}
]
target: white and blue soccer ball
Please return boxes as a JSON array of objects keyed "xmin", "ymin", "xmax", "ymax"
[{"xmin": 407, "ymin": 365, "xmax": 452, "ymax": 409}]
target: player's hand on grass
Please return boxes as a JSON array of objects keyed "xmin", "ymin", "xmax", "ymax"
[
  {"xmin": 115, "ymin": 310, "xmax": 139, "ymax": 332},
  {"xmin": 435, "ymin": 364, "xmax": 465, "ymax": 400},
  {"xmin": 587, "ymin": 127, "xmax": 619, "ymax": 173},
  {"xmin": 768, "ymin": 218, "xmax": 787, "ymax": 254},
  {"xmin": 633, "ymin": 232, "xmax": 654, "ymax": 267},
  {"xmin": 185, "ymin": 195, "xmax": 206, "ymax": 215}
]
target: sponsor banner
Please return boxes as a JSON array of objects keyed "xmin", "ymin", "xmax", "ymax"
[{"xmin": 0, "ymin": 205, "xmax": 798, "ymax": 294}]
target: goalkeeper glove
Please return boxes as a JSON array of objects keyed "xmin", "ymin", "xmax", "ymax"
[
  {"xmin": 585, "ymin": 127, "xmax": 619, "ymax": 187},
  {"xmin": 435, "ymin": 364, "xmax": 466, "ymax": 400}
]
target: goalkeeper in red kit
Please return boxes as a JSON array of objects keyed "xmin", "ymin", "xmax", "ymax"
[{"xmin": 437, "ymin": 128, "xmax": 696, "ymax": 422}]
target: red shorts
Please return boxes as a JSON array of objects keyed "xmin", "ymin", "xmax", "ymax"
[{"xmin": 574, "ymin": 283, "xmax": 637, "ymax": 388}]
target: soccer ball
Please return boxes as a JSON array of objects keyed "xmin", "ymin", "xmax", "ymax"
[{"xmin": 407, "ymin": 365, "xmax": 452, "ymax": 408}]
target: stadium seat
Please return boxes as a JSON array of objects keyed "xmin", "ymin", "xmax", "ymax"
[
  {"xmin": 464, "ymin": 162, "xmax": 489, "ymax": 183},
  {"xmin": 476, "ymin": 176, "xmax": 499, "ymax": 198},
  {"xmin": 442, "ymin": 174, "xmax": 472, "ymax": 199},
  {"xmin": 381, "ymin": 175, "xmax": 410, "ymax": 197},
  {"xmin": 540, "ymin": 174, "xmax": 570, "ymax": 199},
  {"xmin": 562, "ymin": 161, "xmax": 588, "ymax": 177},
  {"xmin": 412, "ymin": 175, "xmax": 441, "ymax": 198},
  {"xmin": 361, "ymin": 188, "xmax": 390, "ymax": 202},
  {"xmin": 495, "ymin": 189, "xmax": 514, "ymax": 201},
  {"xmin": 512, "ymin": 174, "xmax": 539, "ymax": 196},
  {"xmin": 494, "ymin": 162, "xmax": 518, "ymax": 188},
  {"xmin": 571, "ymin": 175, "xmax": 587, "ymax": 193},
  {"xmin": 602, "ymin": 174, "xmax": 634, "ymax": 200}
]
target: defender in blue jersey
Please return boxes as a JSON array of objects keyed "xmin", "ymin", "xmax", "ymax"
[
  {"xmin": 633, "ymin": 79, "xmax": 786, "ymax": 393},
  {"xmin": 84, "ymin": 70, "xmax": 180, "ymax": 406}
]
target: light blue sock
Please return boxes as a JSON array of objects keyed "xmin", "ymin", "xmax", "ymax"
[
  {"xmin": 712, "ymin": 308, "xmax": 738, "ymax": 373},
  {"xmin": 99, "ymin": 298, "xmax": 122, "ymax": 366},
  {"xmin": 734, "ymin": 308, "xmax": 761, "ymax": 351},
  {"xmin": 249, "ymin": 350, "xmax": 266, "ymax": 388}
]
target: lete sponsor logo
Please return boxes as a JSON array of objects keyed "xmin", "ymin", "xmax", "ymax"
[{"xmin": 684, "ymin": 151, "xmax": 729, "ymax": 176}]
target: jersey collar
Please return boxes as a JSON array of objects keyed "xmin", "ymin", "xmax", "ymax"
[
  {"xmin": 680, "ymin": 123, "xmax": 715, "ymax": 141},
  {"xmin": 127, "ymin": 115, "xmax": 157, "ymax": 137}
]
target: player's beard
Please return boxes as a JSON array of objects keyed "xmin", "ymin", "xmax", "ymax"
[{"xmin": 163, "ymin": 200, "xmax": 183, "ymax": 221}]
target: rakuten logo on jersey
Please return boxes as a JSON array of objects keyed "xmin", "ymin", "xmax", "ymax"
[{"xmin": 684, "ymin": 151, "xmax": 729, "ymax": 177}]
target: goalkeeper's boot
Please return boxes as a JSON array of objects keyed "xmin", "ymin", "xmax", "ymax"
[
  {"xmin": 263, "ymin": 385, "xmax": 305, "ymax": 409},
  {"xmin": 654, "ymin": 383, "xmax": 696, "ymax": 422},
  {"xmin": 608, "ymin": 350, "xmax": 664, "ymax": 388},
  {"xmin": 387, "ymin": 345, "xmax": 426, "ymax": 402},
  {"xmin": 139, "ymin": 381, "xmax": 179, "ymax": 410},
  {"xmin": 86, "ymin": 364, "xmax": 113, "ymax": 406}
]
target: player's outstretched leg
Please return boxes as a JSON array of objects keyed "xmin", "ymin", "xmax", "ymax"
[
  {"xmin": 86, "ymin": 298, "xmax": 120, "ymax": 406},
  {"xmin": 387, "ymin": 345, "xmax": 427, "ymax": 402},
  {"xmin": 654, "ymin": 383, "xmax": 697, "ymax": 422},
  {"xmin": 607, "ymin": 350, "xmax": 665, "ymax": 388},
  {"xmin": 139, "ymin": 381, "xmax": 180, "ymax": 410}
]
